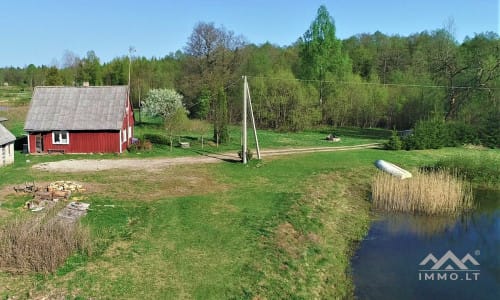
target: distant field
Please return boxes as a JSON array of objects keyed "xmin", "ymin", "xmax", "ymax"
[
  {"xmin": 0, "ymin": 86, "xmax": 31, "ymax": 105},
  {"xmin": 0, "ymin": 86, "xmax": 31, "ymax": 137}
]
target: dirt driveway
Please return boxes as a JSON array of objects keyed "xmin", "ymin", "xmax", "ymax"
[{"xmin": 32, "ymin": 144, "xmax": 381, "ymax": 173}]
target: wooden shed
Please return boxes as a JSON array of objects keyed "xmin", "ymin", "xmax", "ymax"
[
  {"xmin": 0, "ymin": 122, "xmax": 15, "ymax": 166},
  {"xmin": 24, "ymin": 86, "xmax": 134, "ymax": 154}
]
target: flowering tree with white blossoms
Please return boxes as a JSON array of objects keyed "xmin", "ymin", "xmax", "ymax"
[
  {"xmin": 143, "ymin": 88, "xmax": 188, "ymax": 150},
  {"xmin": 143, "ymin": 88, "xmax": 184, "ymax": 120}
]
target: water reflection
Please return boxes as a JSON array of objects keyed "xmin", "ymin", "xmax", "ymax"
[
  {"xmin": 382, "ymin": 214, "xmax": 461, "ymax": 237},
  {"xmin": 352, "ymin": 189, "xmax": 500, "ymax": 300}
]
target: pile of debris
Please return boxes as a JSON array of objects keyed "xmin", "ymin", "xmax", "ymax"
[
  {"xmin": 326, "ymin": 133, "xmax": 341, "ymax": 142},
  {"xmin": 48, "ymin": 181, "xmax": 85, "ymax": 192},
  {"xmin": 13, "ymin": 181, "xmax": 38, "ymax": 193},
  {"xmin": 57, "ymin": 201, "xmax": 91, "ymax": 222},
  {"xmin": 14, "ymin": 181, "xmax": 86, "ymax": 212}
]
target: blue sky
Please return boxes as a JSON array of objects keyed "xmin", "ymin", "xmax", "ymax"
[{"xmin": 0, "ymin": 0, "xmax": 498, "ymax": 67}]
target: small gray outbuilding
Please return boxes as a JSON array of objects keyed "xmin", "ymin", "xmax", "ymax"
[{"xmin": 0, "ymin": 121, "xmax": 16, "ymax": 166}]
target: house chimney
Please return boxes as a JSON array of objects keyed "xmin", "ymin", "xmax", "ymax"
[{"xmin": 83, "ymin": 81, "xmax": 90, "ymax": 87}]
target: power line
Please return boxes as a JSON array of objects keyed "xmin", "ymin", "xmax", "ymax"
[{"xmin": 245, "ymin": 75, "xmax": 500, "ymax": 91}]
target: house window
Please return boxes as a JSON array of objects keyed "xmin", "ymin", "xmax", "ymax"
[
  {"xmin": 122, "ymin": 130, "xmax": 126, "ymax": 143},
  {"xmin": 53, "ymin": 131, "xmax": 69, "ymax": 144}
]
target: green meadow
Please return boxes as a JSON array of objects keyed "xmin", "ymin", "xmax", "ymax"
[{"xmin": 2, "ymin": 144, "xmax": 498, "ymax": 298}]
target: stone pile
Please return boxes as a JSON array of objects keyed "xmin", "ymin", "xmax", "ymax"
[
  {"xmin": 48, "ymin": 181, "xmax": 85, "ymax": 192},
  {"xmin": 23, "ymin": 181, "xmax": 86, "ymax": 212}
]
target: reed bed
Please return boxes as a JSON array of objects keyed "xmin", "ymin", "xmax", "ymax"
[
  {"xmin": 372, "ymin": 170, "xmax": 473, "ymax": 215},
  {"xmin": 0, "ymin": 209, "xmax": 92, "ymax": 274}
]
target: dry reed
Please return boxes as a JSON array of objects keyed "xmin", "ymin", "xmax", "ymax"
[
  {"xmin": 0, "ymin": 208, "xmax": 92, "ymax": 274},
  {"xmin": 372, "ymin": 170, "xmax": 473, "ymax": 215}
]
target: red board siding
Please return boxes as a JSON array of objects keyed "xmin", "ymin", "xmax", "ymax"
[{"xmin": 28, "ymin": 131, "xmax": 121, "ymax": 153}]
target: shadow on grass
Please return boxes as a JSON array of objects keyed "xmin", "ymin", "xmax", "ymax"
[
  {"xmin": 319, "ymin": 127, "xmax": 391, "ymax": 139},
  {"xmin": 190, "ymin": 149, "xmax": 241, "ymax": 164}
]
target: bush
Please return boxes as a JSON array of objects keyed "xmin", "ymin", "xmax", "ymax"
[
  {"xmin": 0, "ymin": 211, "xmax": 92, "ymax": 274},
  {"xmin": 238, "ymin": 148, "xmax": 253, "ymax": 161},
  {"xmin": 403, "ymin": 116, "xmax": 498, "ymax": 150},
  {"xmin": 445, "ymin": 121, "xmax": 479, "ymax": 146},
  {"xmin": 142, "ymin": 133, "xmax": 169, "ymax": 145},
  {"xmin": 403, "ymin": 117, "xmax": 447, "ymax": 150},
  {"xmin": 385, "ymin": 130, "xmax": 402, "ymax": 150},
  {"xmin": 128, "ymin": 139, "xmax": 153, "ymax": 152},
  {"xmin": 478, "ymin": 111, "xmax": 500, "ymax": 148},
  {"xmin": 434, "ymin": 152, "xmax": 500, "ymax": 186}
]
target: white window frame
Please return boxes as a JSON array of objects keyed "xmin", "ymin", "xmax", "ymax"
[{"xmin": 52, "ymin": 131, "xmax": 69, "ymax": 145}]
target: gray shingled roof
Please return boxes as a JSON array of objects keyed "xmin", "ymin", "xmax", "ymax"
[
  {"xmin": 24, "ymin": 86, "xmax": 128, "ymax": 131},
  {"xmin": 0, "ymin": 123, "xmax": 16, "ymax": 145}
]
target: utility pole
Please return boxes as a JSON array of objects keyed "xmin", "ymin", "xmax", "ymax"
[
  {"xmin": 242, "ymin": 76, "xmax": 248, "ymax": 164},
  {"xmin": 128, "ymin": 46, "xmax": 135, "ymax": 90},
  {"xmin": 246, "ymin": 80, "xmax": 261, "ymax": 160},
  {"xmin": 241, "ymin": 76, "xmax": 261, "ymax": 164}
]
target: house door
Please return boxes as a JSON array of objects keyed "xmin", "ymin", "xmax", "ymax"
[{"xmin": 35, "ymin": 134, "xmax": 43, "ymax": 153}]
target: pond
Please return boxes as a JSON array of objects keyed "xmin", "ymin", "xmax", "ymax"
[{"xmin": 352, "ymin": 189, "xmax": 500, "ymax": 299}]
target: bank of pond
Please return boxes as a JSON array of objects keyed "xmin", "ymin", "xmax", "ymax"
[{"xmin": 353, "ymin": 154, "xmax": 500, "ymax": 299}]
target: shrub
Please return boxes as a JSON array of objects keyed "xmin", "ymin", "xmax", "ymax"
[
  {"xmin": 128, "ymin": 139, "xmax": 153, "ymax": 152},
  {"xmin": 434, "ymin": 152, "xmax": 500, "ymax": 186},
  {"xmin": 142, "ymin": 133, "xmax": 169, "ymax": 145},
  {"xmin": 238, "ymin": 148, "xmax": 254, "ymax": 161},
  {"xmin": 478, "ymin": 111, "xmax": 500, "ymax": 148},
  {"xmin": 403, "ymin": 116, "xmax": 498, "ymax": 150},
  {"xmin": 403, "ymin": 117, "xmax": 447, "ymax": 150},
  {"xmin": 0, "ymin": 210, "xmax": 92, "ymax": 274},
  {"xmin": 385, "ymin": 130, "xmax": 402, "ymax": 150},
  {"xmin": 445, "ymin": 121, "xmax": 479, "ymax": 146}
]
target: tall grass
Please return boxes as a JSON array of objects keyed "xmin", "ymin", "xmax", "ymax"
[
  {"xmin": 0, "ymin": 208, "xmax": 91, "ymax": 274},
  {"xmin": 372, "ymin": 170, "xmax": 473, "ymax": 215},
  {"xmin": 434, "ymin": 151, "xmax": 500, "ymax": 187}
]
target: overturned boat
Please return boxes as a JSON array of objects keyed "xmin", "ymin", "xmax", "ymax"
[{"xmin": 374, "ymin": 160, "xmax": 412, "ymax": 179}]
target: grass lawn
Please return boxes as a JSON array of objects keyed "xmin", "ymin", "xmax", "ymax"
[
  {"xmin": 129, "ymin": 115, "xmax": 389, "ymax": 159},
  {"xmin": 1, "ymin": 89, "xmax": 498, "ymax": 298},
  {"xmin": 2, "ymin": 147, "xmax": 497, "ymax": 298}
]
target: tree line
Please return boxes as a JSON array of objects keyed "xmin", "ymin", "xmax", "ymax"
[{"xmin": 1, "ymin": 6, "xmax": 498, "ymax": 145}]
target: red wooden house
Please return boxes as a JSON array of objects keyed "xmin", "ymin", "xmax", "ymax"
[{"xmin": 24, "ymin": 86, "xmax": 134, "ymax": 154}]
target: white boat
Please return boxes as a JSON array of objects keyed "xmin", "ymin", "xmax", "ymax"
[{"xmin": 374, "ymin": 160, "xmax": 412, "ymax": 179}]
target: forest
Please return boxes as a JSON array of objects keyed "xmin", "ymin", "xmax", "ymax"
[{"xmin": 1, "ymin": 6, "xmax": 498, "ymax": 147}]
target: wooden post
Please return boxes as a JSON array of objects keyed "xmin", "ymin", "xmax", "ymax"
[{"xmin": 242, "ymin": 76, "xmax": 248, "ymax": 164}]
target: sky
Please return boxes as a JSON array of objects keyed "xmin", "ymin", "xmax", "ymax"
[{"xmin": 0, "ymin": 0, "xmax": 498, "ymax": 68}]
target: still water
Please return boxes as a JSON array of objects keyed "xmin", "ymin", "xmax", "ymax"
[{"xmin": 352, "ymin": 189, "xmax": 500, "ymax": 299}]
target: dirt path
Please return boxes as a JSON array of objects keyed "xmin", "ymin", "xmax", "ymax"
[{"xmin": 32, "ymin": 143, "xmax": 382, "ymax": 173}]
